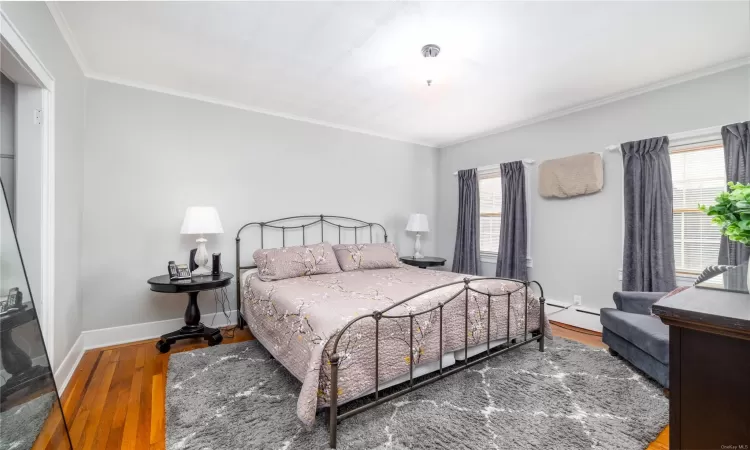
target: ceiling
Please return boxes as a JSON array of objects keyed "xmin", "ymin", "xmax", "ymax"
[{"xmin": 55, "ymin": 1, "xmax": 750, "ymax": 147}]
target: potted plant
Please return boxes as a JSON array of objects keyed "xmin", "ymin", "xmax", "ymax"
[{"xmin": 699, "ymin": 181, "xmax": 750, "ymax": 279}]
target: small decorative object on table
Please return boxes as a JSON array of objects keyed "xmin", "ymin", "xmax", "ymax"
[
  {"xmin": 148, "ymin": 272, "xmax": 233, "ymax": 353},
  {"xmin": 167, "ymin": 261, "xmax": 191, "ymax": 280},
  {"xmin": 0, "ymin": 287, "xmax": 23, "ymax": 315},
  {"xmin": 399, "ymin": 256, "xmax": 445, "ymax": 269},
  {"xmin": 212, "ymin": 253, "xmax": 221, "ymax": 276},
  {"xmin": 700, "ymin": 181, "xmax": 750, "ymax": 283},
  {"xmin": 405, "ymin": 213, "xmax": 429, "ymax": 258},
  {"xmin": 180, "ymin": 206, "xmax": 224, "ymax": 275}
]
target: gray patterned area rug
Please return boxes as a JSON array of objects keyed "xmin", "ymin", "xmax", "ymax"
[
  {"xmin": 0, "ymin": 391, "xmax": 55, "ymax": 450},
  {"xmin": 166, "ymin": 339, "xmax": 668, "ymax": 450}
]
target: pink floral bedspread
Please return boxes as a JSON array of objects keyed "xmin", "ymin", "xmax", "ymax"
[{"xmin": 241, "ymin": 265, "xmax": 552, "ymax": 428}]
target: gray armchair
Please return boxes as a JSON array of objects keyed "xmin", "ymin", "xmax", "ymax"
[
  {"xmin": 601, "ymin": 265, "xmax": 734, "ymax": 388},
  {"xmin": 600, "ymin": 292, "xmax": 669, "ymax": 387}
]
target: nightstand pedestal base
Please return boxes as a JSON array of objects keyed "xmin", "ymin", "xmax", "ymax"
[{"xmin": 155, "ymin": 291, "xmax": 223, "ymax": 353}]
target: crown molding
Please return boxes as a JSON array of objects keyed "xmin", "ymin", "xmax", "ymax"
[
  {"xmin": 46, "ymin": 2, "xmax": 89, "ymax": 75},
  {"xmin": 440, "ymin": 56, "xmax": 750, "ymax": 149},
  {"xmin": 87, "ymin": 72, "xmax": 437, "ymax": 148}
]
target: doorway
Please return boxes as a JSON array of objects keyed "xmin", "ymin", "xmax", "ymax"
[{"xmin": 0, "ymin": 12, "xmax": 56, "ymax": 367}]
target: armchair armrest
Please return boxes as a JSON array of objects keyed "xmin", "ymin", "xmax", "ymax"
[{"xmin": 612, "ymin": 291, "xmax": 666, "ymax": 315}]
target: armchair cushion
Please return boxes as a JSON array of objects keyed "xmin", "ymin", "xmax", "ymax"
[
  {"xmin": 600, "ymin": 308, "xmax": 669, "ymax": 364},
  {"xmin": 612, "ymin": 291, "xmax": 666, "ymax": 315}
]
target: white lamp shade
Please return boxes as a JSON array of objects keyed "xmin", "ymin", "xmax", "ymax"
[
  {"xmin": 406, "ymin": 213, "xmax": 429, "ymax": 233},
  {"xmin": 180, "ymin": 206, "xmax": 224, "ymax": 235}
]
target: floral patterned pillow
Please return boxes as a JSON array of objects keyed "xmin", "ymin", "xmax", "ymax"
[
  {"xmin": 332, "ymin": 243, "xmax": 400, "ymax": 271},
  {"xmin": 253, "ymin": 242, "xmax": 341, "ymax": 281}
]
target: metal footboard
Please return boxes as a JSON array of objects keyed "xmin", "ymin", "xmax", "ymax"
[{"xmin": 328, "ymin": 277, "xmax": 546, "ymax": 448}]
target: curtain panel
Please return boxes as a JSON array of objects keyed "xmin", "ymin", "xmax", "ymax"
[
  {"xmin": 452, "ymin": 169, "xmax": 480, "ymax": 275},
  {"xmin": 719, "ymin": 121, "xmax": 750, "ymax": 266},
  {"xmin": 621, "ymin": 136, "xmax": 677, "ymax": 292},
  {"xmin": 495, "ymin": 161, "xmax": 528, "ymax": 280}
]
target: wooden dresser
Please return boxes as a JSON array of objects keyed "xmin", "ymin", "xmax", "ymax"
[{"xmin": 652, "ymin": 265, "xmax": 750, "ymax": 450}]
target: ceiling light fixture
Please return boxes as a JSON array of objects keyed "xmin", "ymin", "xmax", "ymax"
[{"xmin": 421, "ymin": 44, "xmax": 441, "ymax": 87}]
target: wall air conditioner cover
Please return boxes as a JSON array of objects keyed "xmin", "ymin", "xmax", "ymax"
[{"xmin": 538, "ymin": 152, "xmax": 603, "ymax": 198}]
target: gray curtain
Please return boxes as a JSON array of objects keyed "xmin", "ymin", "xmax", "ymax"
[
  {"xmin": 719, "ymin": 121, "xmax": 750, "ymax": 266},
  {"xmin": 452, "ymin": 169, "xmax": 480, "ymax": 275},
  {"xmin": 495, "ymin": 161, "xmax": 527, "ymax": 280},
  {"xmin": 622, "ymin": 136, "xmax": 677, "ymax": 292}
]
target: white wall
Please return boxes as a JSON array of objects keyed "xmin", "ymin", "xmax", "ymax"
[
  {"xmin": 438, "ymin": 66, "xmax": 750, "ymax": 311},
  {"xmin": 81, "ymin": 80, "xmax": 438, "ymax": 331},
  {"xmin": 2, "ymin": 2, "xmax": 87, "ymax": 369}
]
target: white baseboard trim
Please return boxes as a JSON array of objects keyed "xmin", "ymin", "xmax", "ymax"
[
  {"xmin": 51, "ymin": 310, "xmax": 239, "ymax": 396},
  {"xmin": 54, "ymin": 333, "xmax": 84, "ymax": 395},
  {"xmin": 82, "ymin": 310, "xmax": 238, "ymax": 351},
  {"xmin": 545, "ymin": 300, "xmax": 603, "ymax": 333}
]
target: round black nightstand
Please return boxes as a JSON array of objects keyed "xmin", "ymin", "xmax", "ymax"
[
  {"xmin": 399, "ymin": 256, "xmax": 446, "ymax": 269},
  {"xmin": 147, "ymin": 272, "xmax": 233, "ymax": 353}
]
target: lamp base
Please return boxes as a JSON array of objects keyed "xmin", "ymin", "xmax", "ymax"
[
  {"xmin": 414, "ymin": 233, "xmax": 423, "ymax": 259},
  {"xmin": 192, "ymin": 237, "xmax": 212, "ymax": 275},
  {"xmin": 192, "ymin": 266, "xmax": 211, "ymax": 275}
]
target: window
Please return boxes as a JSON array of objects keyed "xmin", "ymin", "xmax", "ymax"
[
  {"xmin": 479, "ymin": 170, "xmax": 502, "ymax": 254},
  {"xmin": 670, "ymin": 139, "xmax": 725, "ymax": 275}
]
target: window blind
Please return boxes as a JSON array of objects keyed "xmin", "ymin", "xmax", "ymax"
[
  {"xmin": 671, "ymin": 144, "xmax": 725, "ymax": 274},
  {"xmin": 479, "ymin": 174, "xmax": 502, "ymax": 254}
]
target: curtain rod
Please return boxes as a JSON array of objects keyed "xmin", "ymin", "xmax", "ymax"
[
  {"xmin": 455, "ymin": 125, "xmax": 725, "ymax": 176},
  {"xmin": 604, "ymin": 125, "xmax": 724, "ymax": 152},
  {"xmin": 452, "ymin": 158, "xmax": 535, "ymax": 176}
]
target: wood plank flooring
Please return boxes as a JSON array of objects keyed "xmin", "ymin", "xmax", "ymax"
[{"xmin": 40, "ymin": 324, "xmax": 668, "ymax": 449}]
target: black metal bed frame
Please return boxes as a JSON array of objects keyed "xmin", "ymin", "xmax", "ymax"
[{"xmin": 235, "ymin": 215, "xmax": 545, "ymax": 449}]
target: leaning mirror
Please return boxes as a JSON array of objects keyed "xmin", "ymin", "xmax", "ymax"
[{"xmin": 0, "ymin": 179, "xmax": 71, "ymax": 449}]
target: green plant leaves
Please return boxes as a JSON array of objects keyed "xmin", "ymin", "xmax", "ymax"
[{"xmin": 700, "ymin": 182, "xmax": 750, "ymax": 244}]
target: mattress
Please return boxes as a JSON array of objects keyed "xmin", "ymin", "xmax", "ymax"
[{"xmin": 241, "ymin": 265, "xmax": 551, "ymax": 428}]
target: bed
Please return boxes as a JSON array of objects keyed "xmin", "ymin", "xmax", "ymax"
[{"xmin": 235, "ymin": 215, "xmax": 550, "ymax": 448}]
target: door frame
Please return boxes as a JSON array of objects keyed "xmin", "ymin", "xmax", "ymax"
[{"xmin": 0, "ymin": 11, "xmax": 57, "ymax": 367}]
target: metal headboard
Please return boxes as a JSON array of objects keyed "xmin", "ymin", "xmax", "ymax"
[{"xmin": 235, "ymin": 214, "xmax": 388, "ymax": 328}]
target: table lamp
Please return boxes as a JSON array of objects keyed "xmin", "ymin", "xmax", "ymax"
[
  {"xmin": 405, "ymin": 213, "xmax": 429, "ymax": 259},
  {"xmin": 180, "ymin": 206, "xmax": 224, "ymax": 275}
]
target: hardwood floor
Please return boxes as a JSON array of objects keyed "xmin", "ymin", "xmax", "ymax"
[
  {"xmin": 43, "ymin": 324, "xmax": 669, "ymax": 449},
  {"xmin": 44, "ymin": 329, "xmax": 253, "ymax": 450}
]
